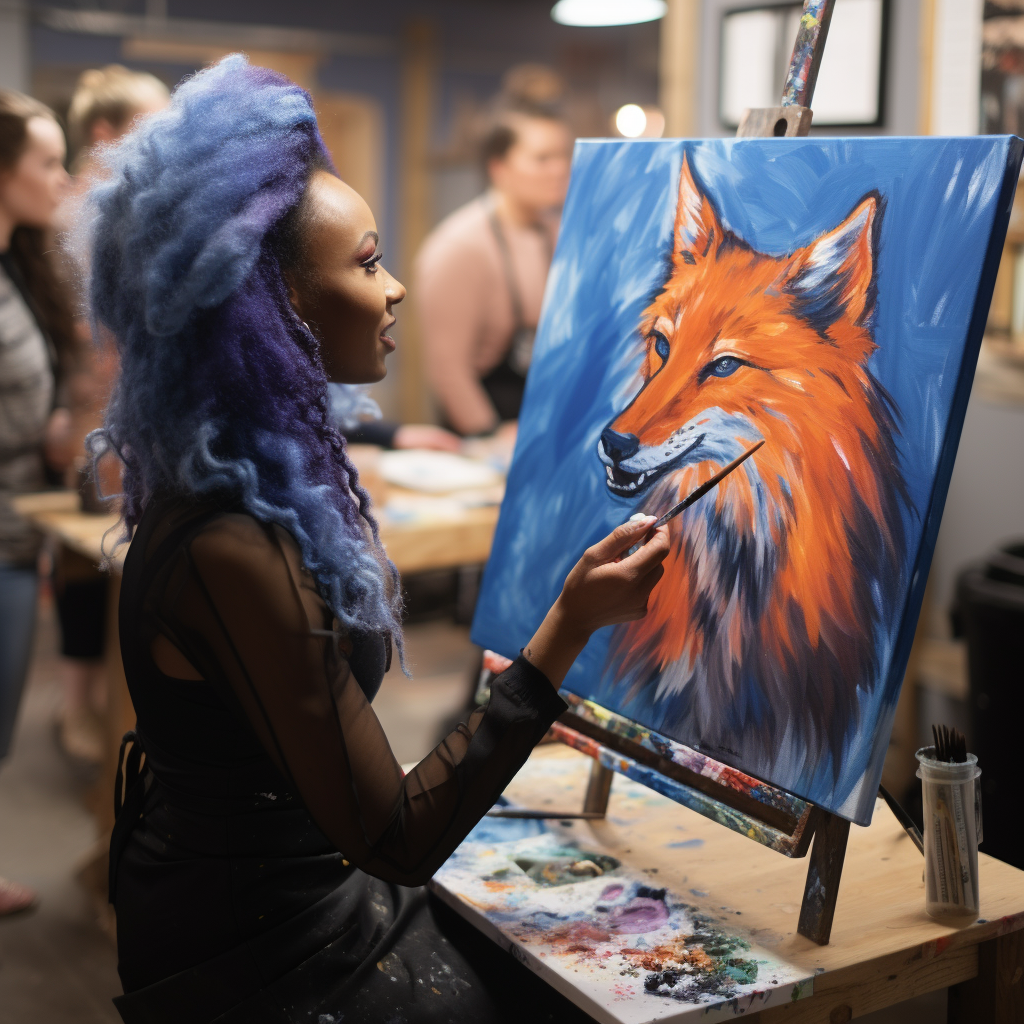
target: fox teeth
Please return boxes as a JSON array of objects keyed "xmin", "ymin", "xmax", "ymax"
[{"xmin": 606, "ymin": 466, "xmax": 647, "ymax": 491}]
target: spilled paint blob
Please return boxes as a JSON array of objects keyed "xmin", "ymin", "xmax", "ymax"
[
  {"xmin": 513, "ymin": 851, "xmax": 620, "ymax": 887},
  {"xmin": 668, "ymin": 838, "xmax": 705, "ymax": 849},
  {"xmin": 484, "ymin": 879, "xmax": 514, "ymax": 893},
  {"xmin": 609, "ymin": 896, "xmax": 670, "ymax": 933}
]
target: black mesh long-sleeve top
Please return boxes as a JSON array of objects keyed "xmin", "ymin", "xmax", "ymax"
[{"xmin": 111, "ymin": 495, "xmax": 566, "ymax": 1018}]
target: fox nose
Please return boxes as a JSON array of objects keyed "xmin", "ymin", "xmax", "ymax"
[{"xmin": 601, "ymin": 427, "xmax": 640, "ymax": 464}]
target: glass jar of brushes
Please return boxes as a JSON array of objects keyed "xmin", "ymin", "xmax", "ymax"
[{"xmin": 916, "ymin": 746, "xmax": 982, "ymax": 922}]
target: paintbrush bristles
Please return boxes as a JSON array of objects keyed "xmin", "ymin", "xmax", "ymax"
[{"xmin": 931, "ymin": 723, "xmax": 968, "ymax": 764}]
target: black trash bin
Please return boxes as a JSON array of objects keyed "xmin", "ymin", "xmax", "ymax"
[{"xmin": 953, "ymin": 541, "xmax": 1024, "ymax": 871}]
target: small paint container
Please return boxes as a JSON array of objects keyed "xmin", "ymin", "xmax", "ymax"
[{"xmin": 915, "ymin": 747, "xmax": 982, "ymax": 922}]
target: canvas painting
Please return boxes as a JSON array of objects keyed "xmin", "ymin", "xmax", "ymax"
[{"xmin": 472, "ymin": 136, "xmax": 1023, "ymax": 824}]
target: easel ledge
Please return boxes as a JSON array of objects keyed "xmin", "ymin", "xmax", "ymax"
[
  {"xmin": 554, "ymin": 696, "xmax": 814, "ymax": 855},
  {"xmin": 547, "ymin": 695, "xmax": 850, "ymax": 947}
]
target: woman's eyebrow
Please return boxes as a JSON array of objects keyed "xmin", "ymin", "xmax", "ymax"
[{"xmin": 358, "ymin": 230, "xmax": 379, "ymax": 249}]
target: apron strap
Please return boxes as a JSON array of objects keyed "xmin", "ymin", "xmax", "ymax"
[
  {"xmin": 109, "ymin": 730, "xmax": 149, "ymax": 905},
  {"xmin": 488, "ymin": 208, "xmax": 527, "ymax": 332}
]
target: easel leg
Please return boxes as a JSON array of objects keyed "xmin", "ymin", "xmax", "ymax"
[
  {"xmin": 583, "ymin": 760, "xmax": 614, "ymax": 817},
  {"xmin": 797, "ymin": 810, "xmax": 850, "ymax": 945}
]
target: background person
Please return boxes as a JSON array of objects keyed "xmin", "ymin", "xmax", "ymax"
[
  {"xmin": 50, "ymin": 65, "xmax": 171, "ymax": 764},
  {"xmin": 0, "ymin": 90, "xmax": 73, "ymax": 916},
  {"xmin": 66, "ymin": 64, "xmax": 170, "ymax": 174},
  {"xmin": 415, "ymin": 102, "xmax": 572, "ymax": 436}
]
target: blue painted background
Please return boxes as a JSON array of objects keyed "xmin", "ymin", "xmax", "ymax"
[{"xmin": 472, "ymin": 136, "xmax": 1021, "ymax": 823}]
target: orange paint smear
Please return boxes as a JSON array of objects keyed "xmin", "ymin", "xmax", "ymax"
[{"xmin": 620, "ymin": 939, "xmax": 715, "ymax": 974}]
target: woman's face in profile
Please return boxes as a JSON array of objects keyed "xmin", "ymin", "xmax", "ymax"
[
  {"xmin": 286, "ymin": 170, "xmax": 405, "ymax": 384},
  {"xmin": 0, "ymin": 116, "xmax": 69, "ymax": 230}
]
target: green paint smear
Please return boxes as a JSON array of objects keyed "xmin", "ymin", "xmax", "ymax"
[
  {"xmin": 790, "ymin": 980, "xmax": 813, "ymax": 1002},
  {"xmin": 723, "ymin": 959, "xmax": 759, "ymax": 985}
]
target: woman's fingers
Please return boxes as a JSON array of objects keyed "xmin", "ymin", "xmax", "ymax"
[
  {"xmin": 585, "ymin": 516, "xmax": 657, "ymax": 565},
  {"xmin": 618, "ymin": 524, "xmax": 670, "ymax": 574},
  {"xmin": 623, "ymin": 563, "xmax": 666, "ymax": 621}
]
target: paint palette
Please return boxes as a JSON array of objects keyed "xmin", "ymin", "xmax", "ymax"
[{"xmin": 433, "ymin": 811, "xmax": 812, "ymax": 1022}]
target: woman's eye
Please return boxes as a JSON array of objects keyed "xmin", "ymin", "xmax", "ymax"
[
  {"xmin": 652, "ymin": 332, "xmax": 670, "ymax": 362},
  {"xmin": 709, "ymin": 356, "xmax": 742, "ymax": 378},
  {"xmin": 361, "ymin": 250, "xmax": 383, "ymax": 273}
]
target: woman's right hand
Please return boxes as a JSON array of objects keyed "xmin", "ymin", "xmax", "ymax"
[{"xmin": 523, "ymin": 516, "xmax": 671, "ymax": 688}]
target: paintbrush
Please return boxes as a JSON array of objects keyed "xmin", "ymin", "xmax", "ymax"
[
  {"xmin": 878, "ymin": 783, "xmax": 924, "ymax": 855},
  {"xmin": 932, "ymin": 723, "xmax": 968, "ymax": 764},
  {"xmin": 922, "ymin": 723, "xmax": 978, "ymax": 913},
  {"xmin": 484, "ymin": 809, "xmax": 605, "ymax": 819},
  {"xmin": 652, "ymin": 439, "xmax": 765, "ymax": 527},
  {"xmin": 630, "ymin": 440, "xmax": 765, "ymax": 546}
]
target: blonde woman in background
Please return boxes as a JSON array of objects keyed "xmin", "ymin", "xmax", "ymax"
[
  {"xmin": 50, "ymin": 66, "xmax": 170, "ymax": 763},
  {"xmin": 66, "ymin": 64, "xmax": 170, "ymax": 174}
]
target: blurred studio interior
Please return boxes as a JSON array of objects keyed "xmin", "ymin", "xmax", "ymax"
[{"xmin": 1, "ymin": 1, "xmax": 1023, "ymax": 1022}]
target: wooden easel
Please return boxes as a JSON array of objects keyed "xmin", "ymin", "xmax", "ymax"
[{"xmin": 489, "ymin": 0, "xmax": 851, "ymax": 947}]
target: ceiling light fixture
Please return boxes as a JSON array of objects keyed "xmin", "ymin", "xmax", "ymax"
[{"xmin": 551, "ymin": 0, "xmax": 667, "ymax": 28}]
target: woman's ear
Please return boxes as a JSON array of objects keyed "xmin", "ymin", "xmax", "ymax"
[{"xmin": 283, "ymin": 270, "xmax": 305, "ymax": 321}]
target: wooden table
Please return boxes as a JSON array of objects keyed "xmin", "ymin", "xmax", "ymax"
[
  {"xmin": 10, "ymin": 487, "xmax": 500, "ymax": 575},
  {"xmin": 437, "ymin": 744, "xmax": 1024, "ymax": 1023},
  {"xmin": 12, "ymin": 487, "xmax": 501, "ymax": 918}
]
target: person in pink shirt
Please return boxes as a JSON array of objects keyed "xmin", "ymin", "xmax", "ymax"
[{"xmin": 415, "ymin": 104, "xmax": 572, "ymax": 436}]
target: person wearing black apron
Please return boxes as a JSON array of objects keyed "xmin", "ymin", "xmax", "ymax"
[{"xmin": 415, "ymin": 104, "xmax": 571, "ymax": 437}]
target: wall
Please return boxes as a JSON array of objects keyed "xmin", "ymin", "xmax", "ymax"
[
  {"xmin": 925, "ymin": 0, "xmax": 1024, "ymax": 632},
  {"xmin": 0, "ymin": 0, "xmax": 30, "ymax": 91},
  {"xmin": 932, "ymin": 393, "xmax": 1024, "ymax": 633}
]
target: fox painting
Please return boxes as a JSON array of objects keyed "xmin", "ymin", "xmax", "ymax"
[
  {"xmin": 473, "ymin": 136, "xmax": 1022, "ymax": 821},
  {"xmin": 597, "ymin": 156, "xmax": 909, "ymax": 785}
]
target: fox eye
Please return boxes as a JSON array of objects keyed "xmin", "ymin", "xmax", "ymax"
[
  {"xmin": 708, "ymin": 356, "xmax": 742, "ymax": 378},
  {"xmin": 651, "ymin": 332, "xmax": 670, "ymax": 362}
]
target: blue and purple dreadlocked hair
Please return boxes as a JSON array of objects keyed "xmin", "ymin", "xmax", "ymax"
[{"xmin": 83, "ymin": 55, "xmax": 404, "ymax": 644}]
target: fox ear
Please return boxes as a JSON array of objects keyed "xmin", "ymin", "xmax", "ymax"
[
  {"xmin": 787, "ymin": 194, "xmax": 879, "ymax": 328},
  {"xmin": 673, "ymin": 155, "xmax": 724, "ymax": 267}
]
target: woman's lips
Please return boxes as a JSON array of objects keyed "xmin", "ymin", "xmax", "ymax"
[{"xmin": 380, "ymin": 318, "xmax": 397, "ymax": 351}]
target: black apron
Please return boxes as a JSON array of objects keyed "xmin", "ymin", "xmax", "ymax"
[{"xmin": 479, "ymin": 210, "xmax": 551, "ymax": 425}]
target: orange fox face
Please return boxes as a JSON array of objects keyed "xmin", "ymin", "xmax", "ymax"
[{"xmin": 600, "ymin": 156, "xmax": 907, "ymax": 780}]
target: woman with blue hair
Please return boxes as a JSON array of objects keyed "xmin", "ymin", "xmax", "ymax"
[{"xmin": 89, "ymin": 56, "xmax": 668, "ymax": 1023}]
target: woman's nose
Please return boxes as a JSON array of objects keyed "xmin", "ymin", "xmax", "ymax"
[{"xmin": 384, "ymin": 269, "xmax": 406, "ymax": 306}]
